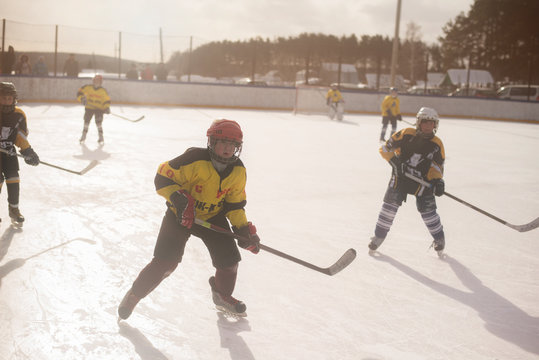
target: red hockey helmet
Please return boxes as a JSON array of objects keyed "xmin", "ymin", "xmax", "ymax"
[
  {"xmin": 206, "ymin": 119, "xmax": 243, "ymax": 164},
  {"xmin": 206, "ymin": 119, "xmax": 243, "ymax": 143}
]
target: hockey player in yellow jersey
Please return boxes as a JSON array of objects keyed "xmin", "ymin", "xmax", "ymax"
[
  {"xmin": 380, "ymin": 87, "xmax": 402, "ymax": 141},
  {"xmin": 0, "ymin": 82, "xmax": 40, "ymax": 226},
  {"xmin": 325, "ymin": 84, "xmax": 344, "ymax": 121},
  {"xmin": 76, "ymin": 74, "xmax": 111, "ymax": 145},
  {"xmin": 118, "ymin": 119, "xmax": 261, "ymax": 319},
  {"xmin": 369, "ymin": 107, "xmax": 446, "ymax": 257}
]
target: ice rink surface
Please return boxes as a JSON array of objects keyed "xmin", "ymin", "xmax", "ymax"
[{"xmin": 0, "ymin": 104, "xmax": 538, "ymax": 360}]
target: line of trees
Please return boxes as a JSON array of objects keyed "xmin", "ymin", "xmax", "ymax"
[{"xmin": 168, "ymin": 0, "xmax": 538, "ymax": 86}]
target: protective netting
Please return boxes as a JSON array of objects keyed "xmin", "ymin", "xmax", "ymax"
[{"xmin": 2, "ymin": 19, "xmax": 204, "ymax": 66}]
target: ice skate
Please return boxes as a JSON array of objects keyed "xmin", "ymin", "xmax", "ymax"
[
  {"xmin": 98, "ymin": 137, "xmax": 104, "ymax": 146},
  {"xmin": 431, "ymin": 237, "xmax": 445, "ymax": 258},
  {"xmin": 8, "ymin": 205, "xmax": 24, "ymax": 227},
  {"xmin": 368, "ymin": 235, "xmax": 385, "ymax": 255},
  {"xmin": 118, "ymin": 288, "xmax": 141, "ymax": 320},
  {"xmin": 209, "ymin": 276, "xmax": 246, "ymax": 317},
  {"xmin": 79, "ymin": 135, "xmax": 86, "ymax": 144}
]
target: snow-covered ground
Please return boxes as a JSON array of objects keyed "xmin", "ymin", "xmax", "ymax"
[{"xmin": 0, "ymin": 104, "xmax": 538, "ymax": 360}]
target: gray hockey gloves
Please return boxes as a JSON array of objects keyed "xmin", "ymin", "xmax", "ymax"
[
  {"xmin": 431, "ymin": 179, "xmax": 445, "ymax": 196},
  {"xmin": 21, "ymin": 147, "xmax": 40, "ymax": 166}
]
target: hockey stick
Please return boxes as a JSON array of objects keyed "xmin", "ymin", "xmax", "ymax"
[
  {"xmin": 194, "ymin": 218, "xmax": 357, "ymax": 276},
  {"xmin": 110, "ymin": 112, "xmax": 145, "ymax": 122},
  {"xmin": 401, "ymin": 118, "xmax": 415, "ymax": 126},
  {"xmin": 404, "ymin": 172, "xmax": 539, "ymax": 232},
  {"xmin": 0, "ymin": 148, "xmax": 99, "ymax": 176}
]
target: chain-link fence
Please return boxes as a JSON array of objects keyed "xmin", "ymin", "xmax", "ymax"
[{"xmin": 1, "ymin": 19, "xmax": 207, "ymax": 79}]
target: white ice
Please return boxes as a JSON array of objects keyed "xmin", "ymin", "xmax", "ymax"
[{"xmin": 0, "ymin": 104, "xmax": 538, "ymax": 360}]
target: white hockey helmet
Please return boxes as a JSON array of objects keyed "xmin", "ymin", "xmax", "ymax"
[{"xmin": 415, "ymin": 107, "xmax": 439, "ymax": 138}]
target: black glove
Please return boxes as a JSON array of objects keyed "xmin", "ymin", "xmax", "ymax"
[
  {"xmin": 20, "ymin": 147, "xmax": 40, "ymax": 166},
  {"xmin": 80, "ymin": 96, "xmax": 87, "ymax": 106},
  {"xmin": 233, "ymin": 222, "xmax": 260, "ymax": 254},
  {"xmin": 431, "ymin": 179, "xmax": 445, "ymax": 196},
  {"xmin": 388, "ymin": 156, "xmax": 406, "ymax": 178},
  {"xmin": 104, "ymin": 107, "xmax": 110, "ymax": 114},
  {"xmin": 326, "ymin": 99, "xmax": 330, "ymax": 106},
  {"xmin": 396, "ymin": 114, "xmax": 402, "ymax": 121},
  {"xmin": 169, "ymin": 190, "xmax": 195, "ymax": 228}
]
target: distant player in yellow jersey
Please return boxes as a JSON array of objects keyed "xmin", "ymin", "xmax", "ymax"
[
  {"xmin": 380, "ymin": 87, "xmax": 402, "ymax": 141},
  {"xmin": 326, "ymin": 84, "xmax": 344, "ymax": 121},
  {"xmin": 76, "ymin": 74, "xmax": 111, "ymax": 145}
]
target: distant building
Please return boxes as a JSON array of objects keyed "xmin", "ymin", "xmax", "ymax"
[
  {"xmin": 365, "ymin": 73, "xmax": 406, "ymax": 90},
  {"xmin": 440, "ymin": 69, "xmax": 494, "ymax": 88},
  {"xmin": 319, "ymin": 63, "xmax": 359, "ymax": 85},
  {"xmin": 414, "ymin": 72, "xmax": 444, "ymax": 89}
]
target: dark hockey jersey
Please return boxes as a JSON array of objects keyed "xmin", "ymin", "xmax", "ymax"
[
  {"xmin": 0, "ymin": 107, "xmax": 31, "ymax": 154},
  {"xmin": 380, "ymin": 127, "xmax": 445, "ymax": 195}
]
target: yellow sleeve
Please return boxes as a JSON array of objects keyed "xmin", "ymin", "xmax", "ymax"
[
  {"xmin": 155, "ymin": 161, "xmax": 187, "ymax": 203},
  {"xmin": 381, "ymin": 96, "xmax": 390, "ymax": 113}
]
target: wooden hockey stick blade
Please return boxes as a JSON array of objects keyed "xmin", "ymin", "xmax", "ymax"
[
  {"xmin": 111, "ymin": 113, "xmax": 145, "ymax": 122},
  {"xmin": 77, "ymin": 159, "xmax": 99, "ymax": 175},
  {"xmin": 194, "ymin": 218, "xmax": 356, "ymax": 275},
  {"xmin": 0, "ymin": 148, "xmax": 98, "ymax": 175},
  {"xmin": 325, "ymin": 248, "xmax": 357, "ymax": 275},
  {"xmin": 39, "ymin": 159, "xmax": 99, "ymax": 175},
  {"xmin": 260, "ymin": 244, "xmax": 356, "ymax": 276},
  {"xmin": 405, "ymin": 173, "xmax": 539, "ymax": 233},
  {"xmin": 505, "ymin": 217, "xmax": 539, "ymax": 232}
]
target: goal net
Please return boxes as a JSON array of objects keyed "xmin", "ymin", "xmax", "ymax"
[{"xmin": 293, "ymin": 85, "xmax": 330, "ymax": 115}]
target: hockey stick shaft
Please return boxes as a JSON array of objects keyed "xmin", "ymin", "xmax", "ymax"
[
  {"xmin": 0, "ymin": 148, "xmax": 98, "ymax": 175},
  {"xmin": 405, "ymin": 172, "xmax": 538, "ymax": 232},
  {"xmin": 401, "ymin": 119, "xmax": 415, "ymax": 126},
  {"xmin": 110, "ymin": 112, "xmax": 144, "ymax": 122},
  {"xmin": 194, "ymin": 218, "xmax": 356, "ymax": 275}
]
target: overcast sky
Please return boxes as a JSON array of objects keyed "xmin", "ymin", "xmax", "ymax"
[{"xmin": 3, "ymin": 0, "xmax": 474, "ymax": 44}]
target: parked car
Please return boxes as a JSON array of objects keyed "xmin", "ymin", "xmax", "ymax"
[
  {"xmin": 449, "ymin": 87, "xmax": 497, "ymax": 98},
  {"xmin": 406, "ymin": 86, "xmax": 444, "ymax": 96},
  {"xmin": 496, "ymin": 85, "xmax": 539, "ymax": 101}
]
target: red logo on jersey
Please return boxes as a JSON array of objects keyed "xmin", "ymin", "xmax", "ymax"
[
  {"xmin": 195, "ymin": 185, "xmax": 203, "ymax": 193},
  {"xmin": 217, "ymin": 188, "xmax": 230, "ymax": 198}
]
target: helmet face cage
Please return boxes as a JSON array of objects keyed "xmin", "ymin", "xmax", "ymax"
[
  {"xmin": 0, "ymin": 82, "xmax": 18, "ymax": 113},
  {"xmin": 206, "ymin": 119, "xmax": 243, "ymax": 164},
  {"xmin": 207, "ymin": 137, "xmax": 242, "ymax": 164},
  {"xmin": 415, "ymin": 107, "xmax": 439, "ymax": 138}
]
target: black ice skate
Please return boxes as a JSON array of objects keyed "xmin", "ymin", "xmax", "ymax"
[
  {"xmin": 432, "ymin": 237, "xmax": 445, "ymax": 258},
  {"xmin": 209, "ymin": 276, "xmax": 246, "ymax": 317},
  {"xmin": 8, "ymin": 205, "xmax": 24, "ymax": 227},
  {"xmin": 118, "ymin": 288, "xmax": 141, "ymax": 320},
  {"xmin": 98, "ymin": 137, "xmax": 104, "ymax": 146},
  {"xmin": 368, "ymin": 235, "xmax": 385, "ymax": 255},
  {"xmin": 79, "ymin": 135, "xmax": 86, "ymax": 144}
]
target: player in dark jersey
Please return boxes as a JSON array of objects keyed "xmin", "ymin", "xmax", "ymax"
[
  {"xmin": 118, "ymin": 119, "xmax": 260, "ymax": 319},
  {"xmin": 369, "ymin": 107, "xmax": 446, "ymax": 256},
  {"xmin": 0, "ymin": 82, "xmax": 40, "ymax": 226}
]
